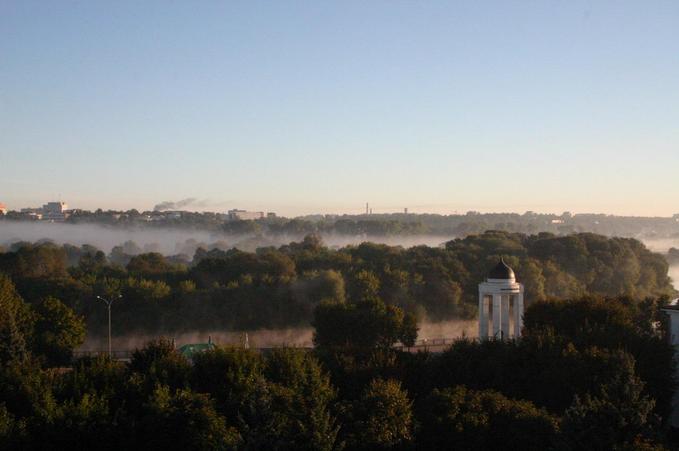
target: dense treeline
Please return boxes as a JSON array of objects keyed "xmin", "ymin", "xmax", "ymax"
[
  {"xmin": 263, "ymin": 212, "xmax": 679, "ymax": 239},
  {"xmin": 0, "ymin": 266, "xmax": 675, "ymax": 449},
  {"xmin": 0, "ymin": 231, "xmax": 674, "ymax": 339}
]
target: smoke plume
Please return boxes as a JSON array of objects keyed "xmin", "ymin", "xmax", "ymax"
[{"xmin": 153, "ymin": 198, "xmax": 205, "ymax": 211}]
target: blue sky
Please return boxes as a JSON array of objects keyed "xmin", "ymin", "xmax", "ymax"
[{"xmin": 1, "ymin": 1, "xmax": 678, "ymax": 216}]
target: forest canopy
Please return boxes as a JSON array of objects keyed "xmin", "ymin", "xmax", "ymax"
[
  {"xmin": 0, "ymin": 231, "xmax": 674, "ymax": 339},
  {"xmin": 0, "ymin": 231, "xmax": 676, "ymax": 449}
]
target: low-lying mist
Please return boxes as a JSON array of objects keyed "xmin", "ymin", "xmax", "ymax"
[
  {"xmin": 4, "ymin": 222, "xmax": 676, "ymax": 351},
  {"xmin": 0, "ymin": 221, "xmax": 454, "ymax": 255},
  {"xmin": 669, "ymin": 265, "xmax": 679, "ymax": 293},
  {"xmin": 642, "ymin": 238, "xmax": 679, "ymax": 254},
  {"xmin": 645, "ymin": 239, "xmax": 679, "ymax": 294},
  {"xmin": 417, "ymin": 319, "xmax": 478, "ymax": 340},
  {"xmin": 2, "ymin": 221, "xmax": 677, "ymax": 257},
  {"xmin": 0, "ymin": 222, "xmax": 222, "ymax": 255},
  {"xmin": 81, "ymin": 327, "xmax": 315, "ymax": 352},
  {"xmin": 80, "ymin": 319, "xmax": 478, "ymax": 351}
]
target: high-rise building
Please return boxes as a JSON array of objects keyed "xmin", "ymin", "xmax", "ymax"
[{"xmin": 42, "ymin": 201, "xmax": 69, "ymax": 221}]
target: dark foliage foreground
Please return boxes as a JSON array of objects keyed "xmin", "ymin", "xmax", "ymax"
[{"xmin": 0, "ymin": 266, "xmax": 675, "ymax": 450}]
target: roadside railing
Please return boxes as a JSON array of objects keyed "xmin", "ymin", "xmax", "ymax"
[
  {"xmin": 73, "ymin": 350, "xmax": 134, "ymax": 360},
  {"xmin": 73, "ymin": 336, "xmax": 478, "ymax": 362},
  {"xmin": 393, "ymin": 336, "xmax": 478, "ymax": 352}
]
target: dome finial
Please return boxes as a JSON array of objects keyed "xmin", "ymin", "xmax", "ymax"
[{"xmin": 488, "ymin": 258, "xmax": 515, "ymax": 280}]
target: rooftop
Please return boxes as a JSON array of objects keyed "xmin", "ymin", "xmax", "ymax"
[{"xmin": 488, "ymin": 259, "xmax": 515, "ymax": 280}]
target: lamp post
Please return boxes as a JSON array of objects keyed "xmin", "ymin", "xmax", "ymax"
[{"xmin": 96, "ymin": 295, "xmax": 122, "ymax": 357}]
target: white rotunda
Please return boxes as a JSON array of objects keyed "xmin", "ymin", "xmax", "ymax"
[{"xmin": 478, "ymin": 259, "xmax": 524, "ymax": 340}]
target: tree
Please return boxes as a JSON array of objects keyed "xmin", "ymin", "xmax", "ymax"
[
  {"xmin": 191, "ymin": 347, "xmax": 340, "ymax": 450},
  {"xmin": 30, "ymin": 393, "xmax": 115, "ymax": 450},
  {"xmin": 417, "ymin": 386, "xmax": 559, "ymax": 451},
  {"xmin": 108, "ymin": 240, "xmax": 143, "ymax": 266},
  {"xmin": 342, "ymin": 378, "xmax": 413, "ymax": 450},
  {"xmin": 0, "ymin": 243, "xmax": 68, "ymax": 280},
  {"xmin": 561, "ymin": 370, "xmax": 658, "ymax": 450},
  {"xmin": 348, "ymin": 270, "xmax": 381, "ymax": 303},
  {"xmin": 191, "ymin": 347, "xmax": 265, "ymax": 421},
  {"xmin": 222, "ymin": 219, "xmax": 262, "ymax": 235},
  {"xmin": 138, "ymin": 386, "xmax": 240, "ymax": 451},
  {"xmin": 76, "ymin": 246, "xmax": 108, "ymax": 275},
  {"xmin": 31, "ymin": 296, "xmax": 86, "ymax": 366},
  {"xmin": 0, "ymin": 358, "xmax": 55, "ymax": 420},
  {"xmin": 0, "ymin": 404, "xmax": 23, "ymax": 450},
  {"xmin": 128, "ymin": 339, "xmax": 191, "ymax": 392},
  {"xmin": 0, "ymin": 274, "xmax": 32, "ymax": 364},
  {"xmin": 126, "ymin": 253, "xmax": 183, "ymax": 278},
  {"xmin": 0, "ymin": 308, "xmax": 28, "ymax": 365},
  {"xmin": 523, "ymin": 297, "xmax": 676, "ymax": 419},
  {"xmin": 429, "ymin": 333, "xmax": 651, "ymax": 416},
  {"xmin": 292, "ymin": 270, "xmax": 346, "ymax": 306},
  {"xmin": 57, "ymin": 355, "xmax": 127, "ymax": 405},
  {"xmin": 313, "ymin": 298, "xmax": 418, "ymax": 350},
  {"xmin": 263, "ymin": 348, "xmax": 339, "ymax": 451}
]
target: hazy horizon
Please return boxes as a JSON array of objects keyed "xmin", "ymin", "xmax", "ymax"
[
  {"xmin": 2, "ymin": 1, "xmax": 678, "ymax": 217},
  {"xmin": 2, "ymin": 200, "xmax": 679, "ymax": 219},
  {"xmin": 2, "ymin": 3, "xmax": 679, "ymax": 445}
]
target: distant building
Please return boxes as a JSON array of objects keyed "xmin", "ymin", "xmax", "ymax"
[
  {"xmin": 20, "ymin": 207, "xmax": 43, "ymax": 220},
  {"xmin": 227, "ymin": 209, "xmax": 264, "ymax": 221},
  {"xmin": 43, "ymin": 201, "xmax": 67, "ymax": 214},
  {"xmin": 42, "ymin": 201, "xmax": 69, "ymax": 221},
  {"xmin": 0, "ymin": 203, "xmax": 6, "ymax": 215}
]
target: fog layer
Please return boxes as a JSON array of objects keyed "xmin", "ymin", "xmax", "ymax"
[
  {"xmin": 0, "ymin": 221, "xmax": 453, "ymax": 254},
  {"xmin": 3, "ymin": 222, "xmax": 674, "ymax": 350},
  {"xmin": 81, "ymin": 319, "xmax": 479, "ymax": 352},
  {"xmin": 670, "ymin": 265, "xmax": 679, "ymax": 293}
]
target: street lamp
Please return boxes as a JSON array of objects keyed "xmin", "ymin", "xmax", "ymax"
[{"xmin": 96, "ymin": 295, "xmax": 122, "ymax": 357}]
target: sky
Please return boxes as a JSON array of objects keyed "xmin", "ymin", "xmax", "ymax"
[{"xmin": 1, "ymin": 0, "xmax": 678, "ymax": 217}]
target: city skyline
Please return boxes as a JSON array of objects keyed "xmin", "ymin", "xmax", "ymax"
[
  {"xmin": 2, "ymin": 197, "xmax": 679, "ymax": 219},
  {"xmin": 2, "ymin": 1, "xmax": 678, "ymax": 216}
]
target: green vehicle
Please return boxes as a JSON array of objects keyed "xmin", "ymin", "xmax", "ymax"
[{"xmin": 177, "ymin": 336, "xmax": 216, "ymax": 360}]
